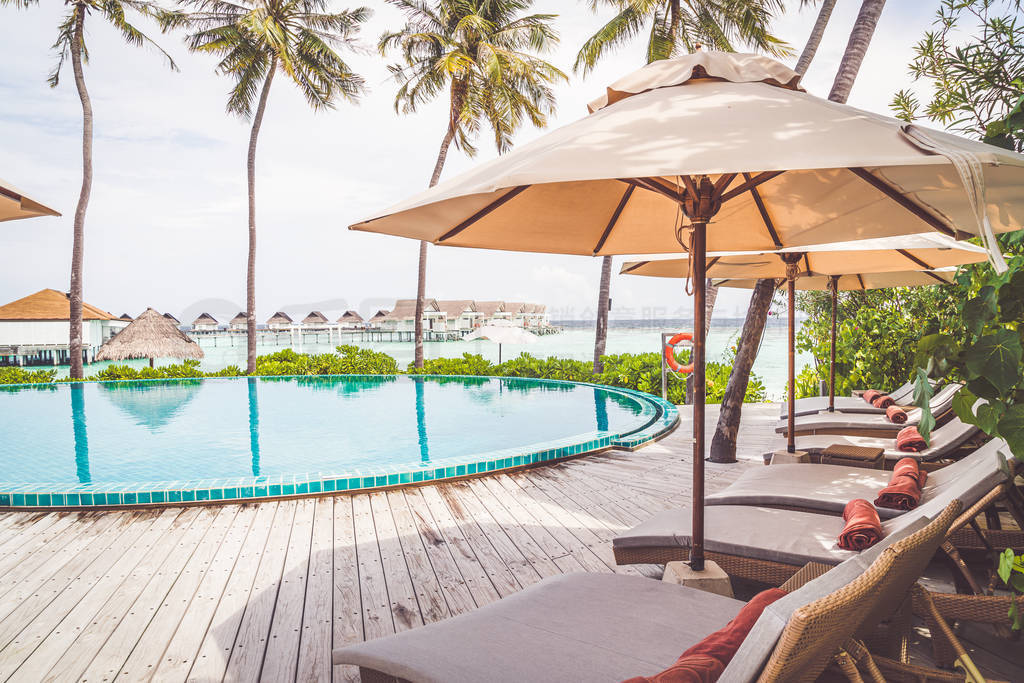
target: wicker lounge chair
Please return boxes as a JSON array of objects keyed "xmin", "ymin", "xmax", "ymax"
[
  {"xmin": 767, "ymin": 414, "xmax": 980, "ymax": 464},
  {"xmin": 779, "ymin": 379, "xmax": 921, "ymax": 420},
  {"xmin": 776, "ymin": 384, "xmax": 962, "ymax": 438},
  {"xmin": 710, "ymin": 437, "xmax": 1009, "ymax": 519},
  {"xmin": 333, "ymin": 504, "xmax": 962, "ymax": 683}
]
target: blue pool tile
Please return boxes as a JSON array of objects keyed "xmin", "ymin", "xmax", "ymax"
[
  {"xmin": 362, "ymin": 476, "xmax": 375, "ymax": 488},
  {"xmin": 309, "ymin": 481, "xmax": 322, "ymax": 493},
  {"xmin": 412, "ymin": 471, "xmax": 424, "ymax": 482},
  {"xmin": 168, "ymin": 490, "xmax": 182, "ymax": 503},
  {"xmin": 269, "ymin": 484, "xmax": 282, "ymax": 496},
  {"xmin": 296, "ymin": 482, "xmax": 309, "ymax": 495},
  {"xmin": 24, "ymin": 494, "xmax": 37, "ymax": 506},
  {"xmin": 222, "ymin": 488, "xmax": 237, "ymax": 500},
  {"xmin": 387, "ymin": 474, "xmax": 399, "ymax": 486},
  {"xmin": 282, "ymin": 483, "xmax": 296, "ymax": 496},
  {"xmin": 182, "ymin": 490, "xmax": 196, "ymax": 502},
  {"xmin": 123, "ymin": 492, "xmax": 137, "ymax": 505}
]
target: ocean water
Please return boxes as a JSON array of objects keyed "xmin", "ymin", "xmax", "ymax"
[{"xmin": 65, "ymin": 323, "xmax": 810, "ymax": 401}]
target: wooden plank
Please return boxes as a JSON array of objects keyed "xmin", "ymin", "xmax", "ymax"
[
  {"xmin": 403, "ymin": 488, "xmax": 499, "ymax": 610},
  {"xmin": 186, "ymin": 502, "xmax": 279, "ymax": 683},
  {"xmin": 259, "ymin": 498, "xmax": 316, "ymax": 683},
  {"xmin": 152, "ymin": 504, "xmax": 259, "ymax": 680},
  {"xmin": 107, "ymin": 505, "xmax": 240, "ymax": 680},
  {"xmin": 38, "ymin": 506, "xmax": 206, "ymax": 683},
  {"xmin": 222, "ymin": 500, "xmax": 298, "ymax": 683},
  {"xmin": 0, "ymin": 512, "xmax": 84, "ymax": 583},
  {"xmin": 331, "ymin": 495, "xmax": 363, "ymax": 683},
  {"xmin": 368, "ymin": 491, "xmax": 429, "ymax": 633},
  {"xmin": 3, "ymin": 508, "xmax": 181, "ymax": 682},
  {"xmin": 352, "ymin": 493, "xmax": 396, "ymax": 641},
  {"xmin": 0, "ymin": 512, "xmax": 65, "ymax": 559},
  {"xmin": 379, "ymin": 490, "xmax": 449, "ymax": 625},
  {"xmin": 295, "ymin": 497, "xmax": 335, "ymax": 683}
]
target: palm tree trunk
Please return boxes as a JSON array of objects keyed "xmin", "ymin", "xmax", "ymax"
[
  {"xmin": 704, "ymin": 279, "xmax": 717, "ymax": 335},
  {"xmin": 245, "ymin": 60, "xmax": 277, "ymax": 374},
  {"xmin": 795, "ymin": 0, "xmax": 837, "ymax": 76},
  {"xmin": 593, "ymin": 255, "xmax": 612, "ymax": 372},
  {"xmin": 829, "ymin": 0, "xmax": 886, "ymax": 103},
  {"xmin": 414, "ymin": 125, "xmax": 456, "ymax": 369},
  {"xmin": 68, "ymin": 5, "xmax": 92, "ymax": 380}
]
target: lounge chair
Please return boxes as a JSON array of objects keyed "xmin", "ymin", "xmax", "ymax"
[
  {"xmin": 779, "ymin": 378, "xmax": 921, "ymax": 420},
  {"xmin": 710, "ymin": 437, "xmax": 1008, "ymax": 520},
  {"xmin": 776, "ymin": 384, "xmax": 962, "ymax": 438},
  {"xmin": 767, "ymin": 413, "xmax": 980, "ymax": 464},
  {"xmin": 333, "ymin": 503, "xmax": 961, "ymax": 683}
]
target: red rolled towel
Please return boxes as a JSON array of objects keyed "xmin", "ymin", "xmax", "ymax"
[
  {"xmin": 896, "ymin": 426, "xmax": 927, "ymax": 452},
  {"xmin": 874, "ymin": 458, "xmax": 929, "ymax": 510},
  {"xmin": 885, "ymin": 405, "xmax": 908, "ymax": 423},
  {"xmin": 838, "ymin": 499, "xmax": 883, "ymax": 551},
  {"xmin": 872, "ymin": 395, "xmax": 896, "ymax": 409},
  {"xmin": 863, "ymin": 389, "xmax": 882, "ymax": 405}
]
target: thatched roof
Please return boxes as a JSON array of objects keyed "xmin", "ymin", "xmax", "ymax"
[
  {"xmin": 266, "ymin": 311, "xmax": 293, "ymax": 325},
  {"xmin": 384, "ymin": 299, "xmax": 439, "ymax": 321},
  {"xmin": 369, "ymin": 309, "xmax": 388, "ymax": 321},
  {"xmin": 533, "ymin": 304, "xmax": 547, "ymax": 314},
  {"xmin": 338, "ymin": 310, "xmax": 363, "ymax": 323},
  {"xmin": 119, "ymin": 313, "xmax": 133, "ymax": 322},
  {"xmin": 503, "ymin": 302, "xmax": 526, "ymax": 314},
  {"xmin": 0, "ymin": 288, "xmax": 117, "ymax": 321},
  {"xmin": 192, "ymin": 312, "xmax": 218, "ymax": 325},
  {"xmin": 230, "ymin": 312, "xmax": 247, "ymax": 324},
  {"xmin": 475, "ymin": 301, "xmax": 504, "ymax": 317},
  {"xmin": 163, "ymin": 312, "xmax": 180, "ymax": 324},
  {"xmin": 302, "ymin": 311, "xmax": 329, "ymax": 324},
  {"xmin": 436, "ymin": 300, "xmax": 476, "ymax": 319},
  {"xmin": 100, "ymin": 381, "xmax": 203, "ymax": 431},
  {"xmin": 96, "ymin": 308, "xmax": 204, "ymax": 361}
]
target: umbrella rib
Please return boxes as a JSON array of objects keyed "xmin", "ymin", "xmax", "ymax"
[
  {"xmin": 621, "ymin": 260, "xmax": 649, "ymax": 274},
  {"xmin": 848, "ymin": 168, "xmax": 960, "ymax": 238},
  {"xmin": 744, "ymin": 173, "xmax": 784, "ymax": 248},
  {"xmin": 720, "ymin": 171, "xmax": 785, "ymax": 203},
  {"xmin": 897, "ymin": 248, "xmax": 949, "ymax": 284},
  {"xmin": 617, "ymin": 178, "xmax": 684, "ymax": 204},
  {"xmin": 857, "ymin": 273, "xmax": 866, "ymax": 290},
  {"xmin": 436, "ymin": 185, "xmax": 531, "ymax": 243},
  {"xmin": 593, "ymin": 185, "xmax": 636, "ymax": 254},
  {"xmin": 0, "ymin": 186, "xmax": 21, "ymax": 202},
  {"xmin": 706, "ymin": 256, "xmax": 721, "ymax": 274}
]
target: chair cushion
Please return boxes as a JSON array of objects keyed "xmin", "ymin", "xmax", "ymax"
[{"xmin": 332, "ymin": 573, "xmax": 746, "ymax": 683}]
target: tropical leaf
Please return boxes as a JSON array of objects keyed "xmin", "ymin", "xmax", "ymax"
[
  {"xmin": 963, "ymin": 329, "xmax": 1023, "ymax": 396},
  {"xmin": 997, "ymin": 403, "xmax": 1024, "ymax": 460}
]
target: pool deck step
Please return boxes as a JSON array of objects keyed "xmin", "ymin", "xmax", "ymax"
[{"xmin": 0, "ymin": 403, "xmax": 1018, "ymax": 682}]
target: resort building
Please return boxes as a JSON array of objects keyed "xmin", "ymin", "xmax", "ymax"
[
  {"xmin": 380, "ymin": 299, "xmax": 446, "ymax": 332},
  {"xmin": 191, "ymin": 312, "xmax": 219, "ymax": 331},
  {"xmin": 118, "ymin": 313, "xmax": 133, "ymax": 322},
  {"xmin": 229, "ymin": 312, "xmax": 247, "ymax": 331},
  {"xmin": 0, "ymin": 288, "xmax": 128, "ymax": 366},
  {"xmin": 163, "ymin": 312, "xmax": 181, "ymax": 326},
  {"xmin": 266, "ymin": 311, "xmax": 293, "ymax": 330},
  {"xmin": 522, "ymin": 303, "xmax": 549, "ymax": 328},
  {"xmin": 474, "ymin": 301, "xmax": 505, "ymax": 325},
  {"xmin": 301, "ymin": 311, "xmax": 330, "ymax": 329},
  {"xmin": 367, "ymin": 310, "xmax": 388, "ymax": 328},
  {"xmin": 337, "ymin": 310, "xmax": 364, "ymax": 329},
  {"xmin": 436, "ymin": 300, "xmax": 481, "ymax": 331},
  {"xmin": 494, "ymin": 302, "xmax": 525, "ymax": 324}
]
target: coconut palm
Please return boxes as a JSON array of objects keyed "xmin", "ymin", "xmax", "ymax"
[
  {"xmin": 379, "ymin": 0, "xmax": 565, "ymax": 369},
  {"xmin": 3, "ymin": 0, "xmax": 176, "ymax": 379},
  {"xmin": 577, "ymin": 0, "xmax": 791, "ymax": 371},
  {"xmin": 162, "ymin": 1, "xmax": 369, "ymax": 374},
  {"xmin": 710, "ymin": 0, "xmax": 887, "ymax": 463}
]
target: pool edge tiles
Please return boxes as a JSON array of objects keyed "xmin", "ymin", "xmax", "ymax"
[{"xmin": 0, "ymin": 376, "xmax": 678, "ymax": 510}]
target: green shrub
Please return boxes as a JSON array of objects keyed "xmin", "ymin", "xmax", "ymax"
[
  {"xmin": 90, "ymin": 360, "xmax": 206, "ymax": 380},
  {"xmin": 407, "ymin": 353, "xmax": 496, "ymax": 376},
  {"xmin": 0, "ymin": 366, "xmax": 57, "ymax": 385}
]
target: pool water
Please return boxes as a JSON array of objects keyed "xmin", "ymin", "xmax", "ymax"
[{"xmin": 0, "ymin": 376, "xmax": 655, "ymax": 488}]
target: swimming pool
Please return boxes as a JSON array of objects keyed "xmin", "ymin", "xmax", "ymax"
[{"xmin": 0, "ymin": 375, "xmax": 677, "ymax": 508}]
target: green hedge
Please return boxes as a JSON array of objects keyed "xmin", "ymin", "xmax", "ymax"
[{"xmin": 0, "ymin": 345, "xmax": 768, "ymax": 403}]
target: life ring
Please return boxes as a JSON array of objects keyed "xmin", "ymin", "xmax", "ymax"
[{"xmin": 664, "ymin": 332, "xmax": 694, "ymax": 374}]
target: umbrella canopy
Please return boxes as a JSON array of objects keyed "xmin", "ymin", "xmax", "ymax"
[
  {"xmin": 463, "ymin": 320, "xmax": 538, "ymax": 363},
  {"xmin": 349, "ymin": 50, "xmax": 1024, "ymax": 572},
  {"xmin": 0, "ymin": 178, "xmax": 60, "ymax": 222},
  {"xmin": 96, "ymin": 308, "xmax": 204, "ymax": 365}
]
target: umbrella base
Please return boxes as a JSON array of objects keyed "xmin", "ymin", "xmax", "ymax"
[
  {"xmin": 662, "ymin": 560, "xmax": 733, "ymax": 598},
  {"xmin": 766, "ymin": 449, "xmax": 810, "ymax": 466}
]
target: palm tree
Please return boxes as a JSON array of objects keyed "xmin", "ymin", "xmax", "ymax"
[
  {"xmin": 577, "ymin": 0, "xmax": 790, "ymax": 371},
  {"xmin": 163, "ymin": 1, "xmax": 370, "ymax": 374},
  {"xmin": 3, "ymin": 0, "xmax": 176, "ymax": 379},
  {"xmin": 380, "ymin": 0, "xmax": 565, "ymax": 369},
  {"xmin": 709, "ymin": 0, "xmax": 885, "ymax": 463}
]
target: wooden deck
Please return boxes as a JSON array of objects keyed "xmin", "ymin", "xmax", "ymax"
[{"xmin": 0, "ymin": 404, "xmax": 1019, "ymax": 682}]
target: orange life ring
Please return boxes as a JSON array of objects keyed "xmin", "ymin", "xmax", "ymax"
[{"xmin": 665, "ymin": 332, "xmax": 694, "ymax": 374}]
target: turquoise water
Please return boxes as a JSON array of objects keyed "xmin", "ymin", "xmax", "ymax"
[
  {"xmin": 67, "ymin": 325, "xmax": 809, "ymax": 401},
  {"xmin": 0, "ymin": 376, "xmax": 649, "ymax": 486}
]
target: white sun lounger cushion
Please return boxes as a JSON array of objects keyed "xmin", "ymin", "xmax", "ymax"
[
  {"xmin": 775, "ymin": 384, "xmax": 962, "ymax": 434},
  {"xmin": 774, "ymin": 415, "xmax": 979, "ymax": 462}
]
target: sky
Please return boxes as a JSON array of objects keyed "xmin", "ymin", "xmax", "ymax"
[{"xmin": 0, "ymin": 1, "xmax": 943, "ymax": 323}]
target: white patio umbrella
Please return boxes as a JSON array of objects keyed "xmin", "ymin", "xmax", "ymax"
[
  {"xmin": 621, "ymin": 233, "xmax": 989, "ymax": 453},
  {"xmin": 463, "ymin": 320, "xmax": 538, "ymax": 363},
  {"xmin": 350, "ymin": 51, "xmax": 1024, "ymax": 571},
  {"xmin": 0, "ymin": 178, "xmax": 60, "ymax": 222}
]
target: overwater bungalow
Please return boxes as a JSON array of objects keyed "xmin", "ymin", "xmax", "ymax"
[
  {"xmin": 380, "ymin": 299, "xmax": 445, "ymax": 332},
  {"xmin": 301, "ymin": 311, "xmax": 330, "ymax": 329},
  {"xmin": 266, "ymin": 311, "xmax": 293, "ymax": 330},
  {"xmin": 162, "ymin": 312, "xmax": 181, "ymax": 326},
  {"xmin": 367, "ymin": 309, "xmax": 388, "ymax": 329},
  {"xmin": 436, "ymin": 300, "xmax": 480, "ymax": 332},
  {"xmin": 0, "ymin": 288, "xmax": 127, "ymax": 366},
  {"xmin": 228, "ymin": 312, "xmax": 247, "ymax": 331},
  {"xmin": 191, "ymin": 312, "xmax": 219, "ymax": 331},
  {"xmin": 493, "ymin": 302, "xmax": 525, "ymax": 325},
  {"xmin": 474, "ymin": 301, "xmax": 504, "ymax": 325},
  {"xmin": 337, "ymin": 310, "xmax": 364, "ymax": 329},
  {"xmin": 522, "ymin": 303, "xmax": 549, "ymax": 328}
]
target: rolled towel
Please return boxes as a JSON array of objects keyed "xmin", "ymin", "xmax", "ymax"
[
  {"xmin": 874, "ymin": 458, "xmax": 929, "ymax": 510},
  {"xmin": 885, "ymin": 405, "xmax": 908, "ymax": 423},
  {"xmin": 896, "ymin": 426, "xmax": 927, "ymax": 452},
  {"xmin": 872, "ymin": 395, "xmax": 896, "ymax": 409},
  {"xmin": 838, "ymin": 499, "xmax": 883, "ymax": 551},
  {"xmin": 863, "ymin": 389, "xmax": 883, "ymax": 405}
]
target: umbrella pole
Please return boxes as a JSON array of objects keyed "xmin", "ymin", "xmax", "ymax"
[
  {"xmin": 498, "ymin": 343, "xmax": 502, "ymax": 364},
  {"xmin": 829, "ymin": 276, "xmax": 838, "ymax": 412},
  {"xmin": 787, "ymin": 275, "xmax": 796, "ymax": 453},
  {"xmin": 691, "ymin": 220, "xmax": 707, "ymax": 572}
]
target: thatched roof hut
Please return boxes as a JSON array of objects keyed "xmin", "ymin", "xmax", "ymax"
[
  {"xmin": 229, "ymin": 312, "xmax": 247, "ymax": 328},
  {"xmin": 436, "ymin": 300, "xmax": 476, "ymax": 320},
  {"xmin": 302, "ymin": 311, "xmax": 330, "ymax": 325},
  {"xmin": 96, "ymin": 308, "xmax": 204, "ymax": 367},
  {"xmin": 119, "ymin": 313, "xmax": 133, "ymax": 322},
  {"xmin": 266, "ymin": 311, "xmax": 293, "ymax": 325},
  {"xmin": 383, "ymin": 299, "xmax": 439, "ymax": 321},
  {"xmin": 369, "ymin": 309, "xmax": 388, "ymax": 322},
  {"xmin": 337, "ymin": 310, "xmax": 363, "ymax": 323},
  {"xmin": 475, "ymin": 301, "xmax": 504, "ymax": 317},
  {"xmin": 192, "ymin": 312, "xmax": 219, "ymax": 327},
  {"xmin": 163, "ymin": 312, "xmax": 181, "ymax": 324}
]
